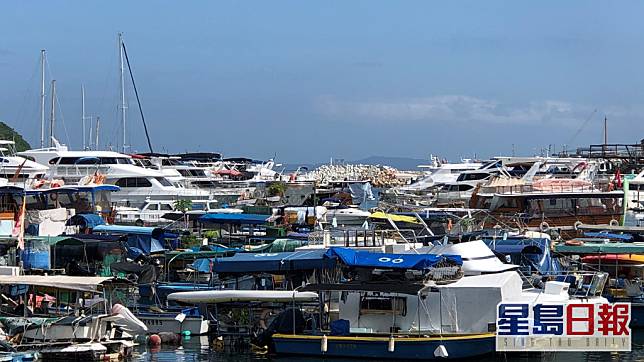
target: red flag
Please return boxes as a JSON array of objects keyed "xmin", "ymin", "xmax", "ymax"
[
  {"xmin": 12, "ymin": 195, "xmax": 26, "ymax": 250},
  {"xmin": 615, "ymin": 168, "xmax": 623, "ymax": 188}
]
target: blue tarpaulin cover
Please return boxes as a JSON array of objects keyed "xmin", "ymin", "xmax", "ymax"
[
  {"xmin": 482, "ymin": 237, "xmax": 562, "ymax": 275},
  {"xmin": 199, "ymin": 213, "xmax": 269, "ymax": 225},
  {"xmin": 324, "ymin": 247, "xmax": 462, "ymax": 270},
  {"xmin": 193, "ymin": 249, "xmax": 335, "ymax": 274},
  {"xmin": 92, "ymin": 225, "xmax": 176, "ymax": 255},
  {"xmin": 66, "ymin": 214, "xmax": 105, "ymax": 229}
]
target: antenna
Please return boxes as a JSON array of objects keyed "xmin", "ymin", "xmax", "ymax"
[
  {"xmin": 49, "ymin": 80, "xmax": 56, "ymax": 147},
  {"xmin": 40, "ymin": 50, "xmax": 46, "ymax": 148}
]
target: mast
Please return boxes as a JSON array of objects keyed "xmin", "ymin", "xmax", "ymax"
[
  {"xmin": 88, "ymin": 117, "xmax": 93, "ymax": 150},
  {"xmin": 49, "ymin": 80, "xmax": 56, "ymax": 147},
  {"xmin": 603, "ymin": 116, "xmax": 608, "ymax": 146},
  {"xmin": 39, "ymin": 50, "xmax": 46, "ymax": 148},
  {"xmin": 95, "ymin": 116, "xmax": 100, "ymax": 150},
  {"xmin": 118, "ymin": 33, "xmax": 127, "ymax": 153},
  {"xmin": 81, "ymin": 85, "xmax": 86, "ymax": 149}
]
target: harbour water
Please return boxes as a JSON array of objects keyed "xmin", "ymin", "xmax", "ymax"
[{"xmin": 129, "ymin": 332, "xmax": 644, "ymax": 361}]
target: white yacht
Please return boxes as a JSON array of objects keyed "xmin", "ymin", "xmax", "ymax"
[
  {"xmin": 115, "ymin": 199, "xmax": 242, "ymax": 226},
  {"xmin": 625, "ymin": 170, "xmax": 644, "ymax": 226},
  {"xmin": 0, "ymin": 140, "xmax": 49, "ymax": 184},
  {"xmin": 19, "ymin": 140, "xmax": 211, "ymax": 208}
]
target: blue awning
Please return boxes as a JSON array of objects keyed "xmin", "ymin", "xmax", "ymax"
[
  {"xmin": 199, "ymin": 213, "xmax": 269, "ymax": 225},
  {"xmin": 324, "ymin": 247, "xmax": 462, "ymax": 270},
  {"xmin": 583, "ymin": 232, "xmax": 633, "ymax": 241},
  {"xmin": 93, "ymin": 225, "xmax": 158, "ymax": 235},
  {"xmin": 66, "ymin": 213, "xmax": 105, "ymax": 229},
  {"xmin": 194, "ymin": 249, "xmax": 335, "ymax": 274}
]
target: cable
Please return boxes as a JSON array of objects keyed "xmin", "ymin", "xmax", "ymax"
[
  {"xmin": 121, "ymin": 41, "xmax": 154, "ymax": 153},
  {"xmin": 567, "ymin": 109, "xmax": 598, "ymax": 147}
]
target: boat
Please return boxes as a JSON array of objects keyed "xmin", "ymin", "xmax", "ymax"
[{"xmin": 19, "ymin": 139, "xmax": 211, "ymax": 209}]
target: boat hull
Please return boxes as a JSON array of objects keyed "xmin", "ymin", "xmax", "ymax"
[
  {"xmin": 138, "ymin": 314, "xmax": 209, "ymax": 335},
  {"xmin": 271, "ymin": 333, "xmax": 495, "ymax": 360}
]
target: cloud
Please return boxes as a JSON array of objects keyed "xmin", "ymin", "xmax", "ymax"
[{"xmin": 314, "ymin": 95, "xmax": 589, "ymax": 126}]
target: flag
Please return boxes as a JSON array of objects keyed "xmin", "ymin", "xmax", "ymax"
[
  {"xmin": 12, "ymin": 194, "xmax": 26, "ymax": 250},
  {"xmin": 615, "ymin": 169, "xmax": 623, "ymax": 189}
]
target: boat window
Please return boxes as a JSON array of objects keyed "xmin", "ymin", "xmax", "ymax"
[
  {"xmin": 360, "ymin": 295, "xmax": 407, "ymax": 316},
  {"xmin": 58, "ymin": 157, "xmax": 80, "ymax": 165},
  {"xmin": 630, "ymin": 184, "xmax": 642, "ymax": 191},
  {"xmin": 160, "ymin": 203, "xmax": 174, "ymax": 211},
  {"xmin": 458, "ymin": 184, "xmax": 474, "ymax": 191},
  {"xmin": 155, "ymin": 177, "xmax": 173, "ymax": 187},
  {"xmin": 115, "ymin": 177, "xmax": 153, "ymax": 188},
  {"xmin": 147, "ymin": 204, "xmax": 160, "ymax": 211},
  {"xmin": 458, "ymin": 173, "xmax": 490, "ymax": 181},
  {"xmin": 192, "ymin": 203, "xmax": 205, "ymax": 211},
  {"xmin": 95, "ymin": 190, "xmax": 112, "ymax": 212}
]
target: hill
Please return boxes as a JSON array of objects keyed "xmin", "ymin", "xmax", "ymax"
[{"xmin": 0, "ymin": 122, "xmax": 31, "ymax": 151}]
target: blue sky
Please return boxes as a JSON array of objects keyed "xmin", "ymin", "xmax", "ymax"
[{"xmin": 1, "ymin": 1, "xmax": 643, "ymax": 163}]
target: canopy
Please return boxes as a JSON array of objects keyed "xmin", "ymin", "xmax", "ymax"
[
  {"xmin": 581, "ymin": 254, "xmax": 644, "ymax": 265},
  {"xmin": 199, "ymin": 213, "xmax": 269, "ymax": 225},
  {"xmin": 369, "ymin": 211, "xmax": 420, "ymax": 224},
  {"xmin": 92, "ymin": 225, "xmax": 177, "ymax": 255},
  {"xmin": 194, "ymin": 249, "xmax": 334, "ymax": 274},
  {"xmin": 554, "ymin": 242, "xmax": 644, "ymax": 254},
  {"xmin": 324, "ymin": 247, "xmax": 462, "ymax": 270},
  {"xmin": 0, "ymin": 275, "xmax": 113, "ymax": 292}
]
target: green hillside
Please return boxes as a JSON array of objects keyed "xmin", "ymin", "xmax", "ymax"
[{"xmin": 0, "ymin": 122, "xmax": 31, "ymax": 152}]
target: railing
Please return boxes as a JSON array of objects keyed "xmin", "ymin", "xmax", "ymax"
[{"xmin": 307, "ymin": 228, "xmax": 423, "ymax": 248}]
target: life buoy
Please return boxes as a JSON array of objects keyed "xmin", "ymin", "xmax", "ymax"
[
  {"xmin": 565, "ymin": 239, "xmax": 584, "ymax": 246},
  {"xmin": 609, "ymin": 219, "xmax": 619, "ymax": 227},
  {"xmin": 32, "ymin": 179, "xmax": 46, "ymax": 189},
  {"xmin": 79, "ymin": 175, "xmax": 93, "ymax": 186},
  {"xmin": 539, "ymin": 221, "xmax": 550, "ymax": 232},
  {"xmin": 573, "ymin": 221, "xmax": 583, "ymax": 231}
]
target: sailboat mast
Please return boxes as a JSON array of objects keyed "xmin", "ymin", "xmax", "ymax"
[
  {"xmin": 95, "ymin": 116, "xmax": 100, "ymax": 150},
  {"xmin": 49, "ymin": 80, "xmax": 56, "ymax": 147},
  {"xmin": 118, "ymin": 33, "xmax": 127, "ymax": 153},
  {"xmin": 40, "ymin": 50, "xmax": 46, "ymax": 148},
  {"xmin": 81, "ymin": 85, "xmax": 86, "ymax": 150}
]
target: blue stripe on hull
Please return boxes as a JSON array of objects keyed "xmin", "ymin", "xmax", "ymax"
[{"xmin": 272, "ymin": 336, "xmax": 495, "ymax": 360}]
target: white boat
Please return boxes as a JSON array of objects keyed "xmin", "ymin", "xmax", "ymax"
[
  {"xmin": 0, "ymin": 140, "xmax": 49, "ymax": 184},
  {"xmin": 167, "ymin": 290, "xmax": 319, "ymax": 304},
  {"xmin": 323, "ymin": 207, "xmax": 371, "ymax": 226},
  {"xmin": 19, "ymin": 139, "xmax": 211, "ymax": 208},
  {"xmin": 136, "ymin": 312, "xmax": 209, "ymax": 335}
]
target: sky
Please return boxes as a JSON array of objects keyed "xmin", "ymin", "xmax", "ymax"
[{"xmin": 1, "ymin": 1, "xmax": 644, "ymax": 164}]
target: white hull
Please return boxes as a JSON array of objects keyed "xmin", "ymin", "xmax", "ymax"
[{"xmin": 138, "ymin": 315, "xmax": 209, "ymax": 335}]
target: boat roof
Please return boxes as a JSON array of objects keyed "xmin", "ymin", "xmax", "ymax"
[
  {"xmin": 199, "ymin": 213, "xmax": 269, "ymax": 225},
  {"xmin": 0, "ymin": 275, "xmax": 114, "ymax": 292},
  {"xmin": 554, "ymin": 242, "xmax": 644, "ymax": 254},
  {"xmin": 494, "ymin": 190, "xmax": 623, "ymax": 199}
]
